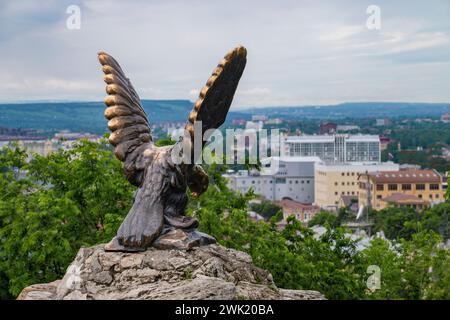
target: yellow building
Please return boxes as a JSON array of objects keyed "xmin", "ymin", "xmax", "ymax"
[
  {"xmin": 276, "ymin": 199, "xmax": 320, "ymax": 223},
  {"xmin": 314, "ymin": 162, "xmax": 399, "ymax": 211},
  {"xmin": 358, "ymin": 169, "xmax": 445, "ymax": 210}
]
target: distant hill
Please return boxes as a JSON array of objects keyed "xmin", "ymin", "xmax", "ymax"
[
  {"xmin": 236, "ymin": 102, "xmax": 450, "ymax": 119},
  {"xmin": 0, "ymin": 100, "xmax": 194, "ymax": 134},
  {"xmin": 0, "ymin": 101, "xmax": 449, "ymax": 135}
]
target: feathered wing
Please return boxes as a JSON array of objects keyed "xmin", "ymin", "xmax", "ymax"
[
  {"xmin": 98, "ymin": 52, "xmax": 152, "ymax": 186},
  {"xmin": 182, "ymin": 46, "xmax": 246, "ymax": 195},
  {"xmin": 185, "ymin": 45, "xmax": 247, "ymax": 151}
]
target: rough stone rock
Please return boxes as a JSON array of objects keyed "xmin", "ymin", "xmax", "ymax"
[
  {"xmin": 152, "ymin": 229, "xmax": 217, "ymax": 250},
  {"xmin": 16, "ymin": 280, "xmax": 61, "ymax": 300},
  {"xmin": 17, "ymin": 244, "xmax": 325, "ymax": 300}
]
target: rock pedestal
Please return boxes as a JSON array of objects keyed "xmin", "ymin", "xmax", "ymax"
[{"xmin": 17, "ymin": 244, "xmax": 325, "ymax": 300}]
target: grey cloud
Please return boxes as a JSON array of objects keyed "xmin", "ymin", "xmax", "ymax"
[{"xmin": 0, "ymin": 0, "xmax": 449, "ymax": 107}]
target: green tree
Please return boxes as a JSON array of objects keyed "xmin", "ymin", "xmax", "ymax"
[
  {"xmin": 361, "ymin": 231, "xmax": 449, "ymax": 299},
  {"xmin": 307, "ymin": 210, "xmax": 337, "ymax": 227},
  {"xmin": 0, "ymin": 140, "xmax": 134, "ymax": 296},
  {"xmin": 250, "ymin": 200, "xmax": 282, "ymax": 220}
]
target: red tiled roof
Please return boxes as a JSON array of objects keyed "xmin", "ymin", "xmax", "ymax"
[
  {"xmin": 276, "ymin": 199, "xmax": 319, "ymax": 210},
  {"xmin": 363, "ymin": 169, "xmax": 441, "ymax": 183},
  {"xmin": 381, "ymin": 193, "xmax": 429, "ymax": 205}
]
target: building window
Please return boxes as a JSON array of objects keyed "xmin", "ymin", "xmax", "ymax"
[
  {"xmin": 436, "ymin": 194, "xmax": 440, "ymax": 198},
  {"xmin": 416, "ymin": 184, "xmax": 425, "ymax": 190},
  {"xmin": 388, "ymin": 184, "xmax": 398, "ymax": 191},
  {"xmin": 377, "ymin": 195, "xmax": 382, "ymax": 199},
  {"xmin": 418, "ymin": 194, "xmax": 422, "ymax": 198},
  {"xmin": 335, "ymin": 192, "xmax": 338, "ymax": 195},
  {"xmin": 342, "ymin": 182, "xmax": 345, "ymax": 186},
  {"xmin": 402, "ymin": 184, "xmax": 411, "ymax": 191},
  {"xmin": 334, "ymin": 182, "xmax": 338, "ymax": 186},
  {"xmin": 351, "ymin": 172, "xmax": 355, "ymax": 176},
  {"xmin": 306, "ymin": 180, "xmax": 310, "ymax": 184},
  {"xmin": 341, "ymin": 173, "xmax": 345, "ymax": 176},
  {"xmin": 430, "ymin": 184, "xmax": 440, "ymax": 190}
]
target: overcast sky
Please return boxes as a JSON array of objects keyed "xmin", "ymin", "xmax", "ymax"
[{"xmin": 0, "ymin": 0, "xmax": 449, "ymax": 108}]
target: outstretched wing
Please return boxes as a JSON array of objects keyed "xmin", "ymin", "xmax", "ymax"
[
  {"xmin": 98, "ymin": 52, "xmax": 152, "ymax": 186},
  {"xmin": 185, "ymin": 45, "xmax": 247, "ymax": 153}
]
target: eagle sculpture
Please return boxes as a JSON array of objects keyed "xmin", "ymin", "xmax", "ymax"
[{"xmin": 97, "ymin": 46, "xmax": 247, "ymax": 251}]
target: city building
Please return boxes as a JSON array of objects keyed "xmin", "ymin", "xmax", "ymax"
[
  {"xmin": 379, "ymin": 136, "xmax": 391, "ymax": 151},
  {"xmin": 375, "ymin": 118, "xmax": 392, "ymax": 126},
  {"xmin": 265, "ymin": 118, "xmax": 284, "ymax": 125},
  {"xmin": 440, "ymin": 113, "xmax": 450, "ymax": 123},
  {"xmin": 245, "ymin": 121, "xmax": 264, "ymax": 131},
  {"xmin": 314, "ymin": 161, "xmax": 399, "ymax": 211},
  {"xmin": 338, "ymin": 195, "xmax": 359, "ymax": 213},
  {"xmin": 319, "ymin": 122, "xmax": 337, "ymax": 134},
  {"xmin": 283, "ymin": 134, "xmax": 381, "ymax": 163},
  {"xmin": 251, "ymin": 115, "xmax": 268, "ymax": 122},
  {"xmin": 52, "ymin": 131, "xmax": 102, "ymax": 150},
  {"xmin": 276, "ymin": 199, "xmax": 320, "ymax": 223},
  {"xmin": 377, "ymin": 193, "xmax": 430, "ymax": 211},
  {"xmin": 247, "ymin": 211, "xmax": 265, "ymax": 222},
  {"xmin": 223, "ymin": 156, "xmax": 320, "ymax": 202},
  {"xmin": 336, "ymin": 125, "xmax": 360, "ymax": 132},
  {"xmin": 231, "ymin": 118, "xmax": 246, "ymax": 126},
  {"xmin": 0, "ymin": 139, "xmax": 56, "ymax": 159},
  {"xmin": 358, "ymin": 169, "xmax": 445, "ymax": 210},
  {"xmin": 1, "ymin": 131, "xmax": 102, "ymax": 159}
]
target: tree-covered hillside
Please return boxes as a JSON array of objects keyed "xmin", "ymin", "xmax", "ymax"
[
  {"xmin": 0, "ymin": 100, "xmax": 194, "ymax": 135},
  {"xmin": 1, "ymin": 101, "xmax": 450, "ymax": 136},
  {"xmin": 238, "ymin": 102, "xmax": 450, "ymax": 119}
]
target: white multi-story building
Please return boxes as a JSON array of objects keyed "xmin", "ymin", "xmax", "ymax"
[
  {"xmin": 223, "ymin": 156, "xmax": 320, "ymax": 203},
  {"xmin": 283, "ymin": 134, "xmax": 381, "ymax": 163}
]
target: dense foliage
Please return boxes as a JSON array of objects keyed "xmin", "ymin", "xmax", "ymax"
[
  {"xmin": 371, "ymin": 204, "xmax": 449, "ymax": 241},
  {"xmin": 0, "ymin": 140, "xmax": 135, "ymax": 298},
  {"xmin": 249, "ymin": 200, "xmax": 282, "ymax": 220},
  {"xmin": 0, "ymin": 141, "xmax": 448, "ymax": 299}
]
